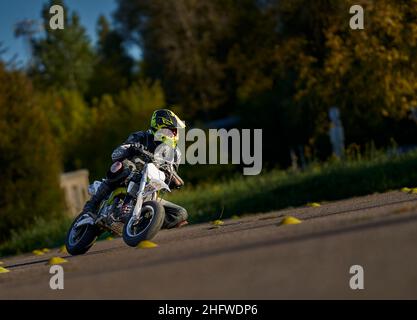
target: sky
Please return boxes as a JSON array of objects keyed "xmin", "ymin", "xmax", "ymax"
[{"xmin": 0, "ymin": 0, "xmax": 140, "ymax": 66}]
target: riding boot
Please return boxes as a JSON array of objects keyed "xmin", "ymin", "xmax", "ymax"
[{"xmin": 81, "ymin": 181, "xmax": 112, "ymax": 219}]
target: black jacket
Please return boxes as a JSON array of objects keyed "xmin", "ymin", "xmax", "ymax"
[
  {"xmin": 111, "ymin": 130, "xmax": 157, "ymax": 162},
  {"xmin": 111, "ymin": 130, "xmax": 184, "ymax": 188}
]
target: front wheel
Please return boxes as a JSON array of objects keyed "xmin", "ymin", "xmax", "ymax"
[
  {"xmin": 122, "ymin": 200, "xmax": 165, "ymax": 247},
  {"xmin": 65, "ymin": 213, "xmax": 102, "ymax": 255}
]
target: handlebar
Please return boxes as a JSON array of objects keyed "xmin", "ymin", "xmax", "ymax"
[
  {"xmin": 138, "ymin": 148, "xmax": 155, "ymax": 160},
  {"xmin": 132, "ymin": 144, "xmax": 176, "ymax": 174},
  {"xmin": 129, "ymin": 147, "xmax": 183, "ymax": 188}
]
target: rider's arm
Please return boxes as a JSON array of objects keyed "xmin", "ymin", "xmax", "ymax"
[
  {"xmin": 111, "ymin": 144, "xmax": 134, "ymax": 162},
  {"xmin": 172, "ymin": 149, "xmax": 184, "ymax": 188},
  {"xmin": 167, "ymin": 166, "xmax": 184, "ymax": 189},
  {"xmin": 111, "ymin": 132, "xmax": 146, "ymax": 162},
  {"xmin": 172, "ymin": 171, "xmax": 184, "ymax": 188}
]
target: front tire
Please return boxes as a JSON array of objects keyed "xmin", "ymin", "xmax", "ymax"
[
  {"xmin": 65, "ymin": 213, "xmax": 101, "ymax": 255},
  {"xmin": 122, "ymin": 200, "xmax": 165, "ymax": 247}
]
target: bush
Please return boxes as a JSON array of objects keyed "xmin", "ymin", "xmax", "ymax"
[
  {"xmin": 0, "ymin": 63, "xmax": 64, "ymax": 243},
  {"xmin": 0, "ymin": 217, "xmax": 71, "ymax": 256},
  {"xmin": 167, "ymin": 150, "xmax": 417, "ymax": 223},
  {"xmin": 75, "ymin": 80, "xmax": 165, "ymax": 179},
  {"xmin": 36, "ymin": 89, "xmax": 91, "ymax": 170}
]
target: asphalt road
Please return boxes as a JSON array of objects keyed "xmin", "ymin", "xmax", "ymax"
[{"xmin": 1, "ymin": 190, "xmax": 417, "ymax": 299}]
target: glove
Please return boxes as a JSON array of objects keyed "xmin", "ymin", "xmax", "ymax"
[
  {"xmin": 170, "ymin": 172, "xmax": 184, "ymax": 189},
  {"xmin": 111, "ymin": 145, "xmax": 130, "ymax": 162},
  {"xmin": 131, "ymin": 143, "xmax": 146, "ymax": 154}
]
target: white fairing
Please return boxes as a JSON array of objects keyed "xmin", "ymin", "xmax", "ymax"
[
  {"xmin": 147, "ymin": 163, "xmax": 166, "ymax": 181},
  {"xmin": 147, "ymin": 178, "xmax": 170, "ymax": 193},
  {"xmin": 88, "ymin": 181, "xmax": 103, "ymax": 196},
  {"xmin": 146, "ymin": 163, "xmax": 170, "ymax": 193}
]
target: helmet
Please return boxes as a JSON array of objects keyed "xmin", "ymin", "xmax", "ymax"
[{"xmin": 150, "ymin": 109, "xmax": 186, "ymax": 148}]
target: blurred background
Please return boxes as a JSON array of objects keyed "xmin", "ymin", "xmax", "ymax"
[{"xmin": 1, "ymin": 0, "xmax": 417, "ymax": 255}]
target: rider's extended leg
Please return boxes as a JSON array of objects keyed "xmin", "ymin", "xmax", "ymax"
[
  {"xmin": 158, "ymin": 199, "xmax": 188, "ymax": 229},
  {"xmin": 81, "ymin": 161, "xmax": 131, "ymax": 219},
  {"xmin": 81, "ymin": 180, "xmax": 112, "ymax": 219}
]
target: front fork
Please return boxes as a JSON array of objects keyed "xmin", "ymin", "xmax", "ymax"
[{"xmin": 128, "ymin": 164, "xmax": 148, "ymax": 222}]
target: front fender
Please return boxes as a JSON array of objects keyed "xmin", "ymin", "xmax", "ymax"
[
  {"xmin": 74, "ymin": 214, "xmax": 95, "ymax": 228},
  {"xmin": 150, "ymin": 178, "xmax": 171, "ymax": 192},
  {"xmin": 144, "ymin": 179, "xmax": 171, "ymax": 196}
]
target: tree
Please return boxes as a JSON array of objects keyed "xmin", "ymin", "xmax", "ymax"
[
  {"xmin": 36, "ymin": 88, "xmax": 91, "ymax": 171},
  {"xmin": 86, "ymin": 15, "xmax": 134, "ymax": 100},
  {"xmin": 75, "ymin": 80, "xmax": 166, "ymax": 179},
  {"xmin": 115, "ymin": 0, "xmax": 417, "ymax": 166},
  {"xmin": 115, "ymin": 0, "xmax": 238, "ymax": 120},
  {"xmin": 0, "ymin": 62, "xmax": 63, "ymax": 242},
  {"xmin": 30, "ymin": 0, "xmax": 95, "ymax": 94},
  {"xmin": 272, "ymin": 0, "xmax": 417, "ymax": 146}
]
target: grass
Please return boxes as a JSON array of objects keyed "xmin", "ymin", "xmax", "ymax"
[
  {"xmin": 0, "ymin": 217, "xmax": 112, "ymax": 257},
  {"xmin": 168, "ymin": 150, "xmax": 417, "ymax": 223},
  {"xmin": 2, "ymin": 150, "xmax": 417, "ymax": 257},
  {"xmin": 0, "ymin": 217, "xmax": 72, "ymax": 257}
]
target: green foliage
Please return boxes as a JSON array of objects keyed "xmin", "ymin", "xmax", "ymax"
[
  {"xmin": 115, "ymin": 0, "xmax": 417, "ymax": 165},
  {"xmin": 30, "ymin": 0, "xmax": 95, "ymax": 93},
  {"xmin": 86, "ymin": 15, "xmax": 134, "ymax": 100},
  {"xmin": 0, "ymin": 217, "xmax": 71, "ymax": 256},
  {"xmin": 36, "ymin": 89, "xmax": 91, "ymax": 170},
  {"xmin": 274, "ymin": 0, "xmax": 417, "ymax": 143},
  {"xmin": 75, "ymin": 80, "xmax": 165, "ymax": 179},
  {"xmin": 0, "ymin": 63, "xmax": 64, "ymax": 242},
  {"xmin": 115, "ymin": 0, "xmax": 245, "ymax": 119},
  {"xmin": 168, "ymin": 150, "xmax": 417, "ymax": 223}
]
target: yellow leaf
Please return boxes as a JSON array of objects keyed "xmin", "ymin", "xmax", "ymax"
[
  {"xmin": 59, "ymin": 245, "xmax": 68, "ymax": 254},
  {"xmin": 137, "ymin": 240, "xmax": 158, "ymax": 249},
  {"xmin": 32, "ymin": 250, "xmax": 44, "ymax": 256},
  {"xmin": 307, "ymin": 202, "xmax": 321, "ymax": 207},
  {"xmin": 0, "ymin": 267, "xmax": 10, "ymax": 273},
  {"xmin": 279, "ymin": 216, "xmax": 302, "ymax": 225},
  {"xmin": 48, "ymin": 257, "xmax": 68, "ymax": 265},
  {"xmin": 212, "ymin": 220, "xmax": 224, "ymax": 226}
]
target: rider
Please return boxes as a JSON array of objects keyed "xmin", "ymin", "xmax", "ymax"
[{"xmin": 80, "ymin": 109, "xmax": 188, "ymax": 229}]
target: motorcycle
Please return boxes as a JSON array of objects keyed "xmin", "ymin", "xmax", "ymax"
[{"xmin": 65, "ymin": 147, "xmax": 174, "ymax": 255}]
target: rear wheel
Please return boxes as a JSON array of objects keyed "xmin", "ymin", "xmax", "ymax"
[
  {"xmin": 122, "ymin": 200, "xmax": 165, "ymax": 247},
  {"xmin": 65, "ymin": 213, "xmax": 102, "ymax": 255}
]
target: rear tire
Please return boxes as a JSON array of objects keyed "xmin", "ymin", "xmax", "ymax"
[
  {"xmin": 122, "ymin": 200, "xmax": 165, "ymax": 247},
  {"xmin": 65, "ymin": 213, "xmax": 102, "ymax": 255}
]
